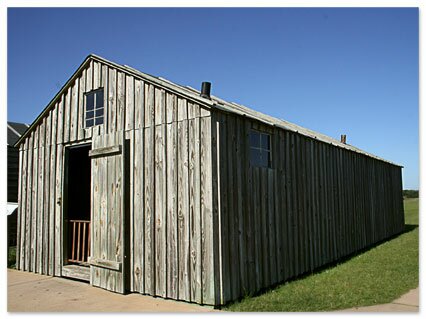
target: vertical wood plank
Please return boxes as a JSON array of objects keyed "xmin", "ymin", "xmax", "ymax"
[
  {"xmin": 63, "ymin": 87, "xmax": 71, "ymax": 143},
  {"xmin": 155, "ymin": 88, "xmax": 166, "ymax": 125},
  {"xmin": 134, "ymin": 79, "xmax": 144, "ymax": 130},
  {"xmin": 200, "ymin": 116, "xmax": 215, "ymax": 304},
  {"xmin": 70, "ymin": 79, "xmax": 79, "ymax": 141},
  {"xmin": 54, "ymin": 145, "xmax": 64, "ymax": 276},
  {"xmin": 177, "ymin": 120, "xmax": 190, "ymax": 301},
  {"xmin": 155, "ymin": 123, "xmax": 167, "ymax": 297},
  {"xmin": 166, "ymin": 122, "xmax": 178, "ymax": 299},
  {"xmin": 78, "ymin": 70, "xmax": 87, "ymax": 140},
  {"xmin": 108, "ymin": 68, "xmax": 117, "ymax": 133},
  {"xmin": 211, "ymin": 115, "xmax": 221, "ymax": 305},
  {"xmin": 218, "ymin": 115, "xmax": 231, "ymax": 303},
  {"xmin": 43, "ymin": 144, "xmax": 50, "ymax": 274},
  {"xmin": 133, "ymin": 128, "xmax": 144, "ymax": 292},
  {"xmin": 48, "ymin": 142, "xmax": 56, "ymax": 276},
  {"xmin": 144, "ymin": 83, "xmax": 155, "ymax": 128},
  {"xmin": 17, "ymin": 147, "xmax": 25, "ymax": 270},
  {"xmin": 125, "ymin": 75, "xmax": 134, "ymax": 131},
  {"xmin": 116, "ymin": 72, "xmax": 125, "ymax": 131},
  {"xmin": 31, "ymin": 146, "xmax": 38, "ymax": 273},
  {"xmin": 189, "ymin": 117, "xmax": 202, "ymax": 303},
  {"xmin": 25, "ymin": 136, "xmax": 33, "ymax": 271},
  {"xmin": 144, "ymin": 126, "xmax": 155, "ymax": 295},
  {"xmin": 166, "ymin": 92, "xmax": 177, "ymax": 124}
]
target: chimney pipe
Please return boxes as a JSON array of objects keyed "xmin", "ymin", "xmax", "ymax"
[
  {"xmin": 200, "ymin": 82, "xmax": 211, "ymax": 99},
  {"xmin": 340, "ymin": 134, "xmax": 347, "ymax": 144}
]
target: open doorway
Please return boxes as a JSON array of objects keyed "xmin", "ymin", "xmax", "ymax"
[{"xmin": 63, "ymin": 144, "xmax": 91, "ymax": 268}]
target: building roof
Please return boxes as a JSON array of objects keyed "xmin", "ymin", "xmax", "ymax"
[
  {"xmin": 8, "ymin": 122, "xmax": 29, "ymax": 146},
  {"xmin": 14, "ymin": 54, "xmax": 401, "ymax": 167}
]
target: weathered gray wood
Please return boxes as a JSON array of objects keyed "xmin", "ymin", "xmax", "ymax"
[
  {"xmin": 144, "ymin": 83, "xmax": 155, "ymax": 127},
  {"xmin": 200, "ymin": 116, "xmax": 214, "ymax": 304},
  {"xmin": 90, "ymin": 131, "xmax": 125, "ymax": 293},
  {"xmin": 144, "ymin": 126, "xmax": 155, "ymax": 295},
  {"xmin": 219, "ymin": 116, "xmax": 231, "ymax": 303},
  {"xmin": 155, "ymin": 123, "xmax": 167, "ymax": 297},
  {"xmin": 54, "ymin": 145, "xmax": 63, "ymax": 276},
  {"xmin": 235, "ymin": 117, "xmax": 246, "ymax": 295},
  {"xmin": 244, "ymin": 120, "xmax": 255, "ymax": 294},
  {"xmin": 63, "ymin": 87, "xmax": 71, "ymax": 143},
  {"xmin": 189, "ymin": 117, "xmax": 202, "ymax": 303},
  {"xmin": 155, "ymin": 88, "xmax": 165, "ymax": 125},
  {"xmin": 25, "ymin": 136, "xmax": 33, "ymax": 272},
  {"xmin": 15, "ymin": 55, "xmax": 405, "ymax": 307},
  {"xmin": 84, "ymin": 61, "xmax": 94, "ymax": 139},
  {"xmin": 125, "ymin": 75, "xmax": 135, "ymax": 131},
  {"xmin": 89, "ymin": 257, "xmax": 122, "ymax": 271},
  {"xmin": 70, "ymin": 78, "xmax": 79, "ymax": 141},
  {"xmin": 177, "ymin": 120, "xmax": 190, "ymax": 301},
  {"xmin": 116, "ymin": 72, "xmax": 125, "ymax": 132},
  {"xmin": 211, "ymin": 115, "xmax": 221, "ymax": 305},
  {"xmin": 30, "ymin": 145, "xmax": 38, "ymax": 273},
  {"xmin": 77, "ymin": 69, "xmax": 86, "ymax": 140},
  {"xmin": 43, "ymin": 143, "xmax": 50, "ymax": 274},
  {"xmin": 16, "ymin": 147, "xmax": 23, "ymax": 270},
  {"xmin": 108, "ymin": 68, "xmax": 117, "ymax": 134},
  {"xmin": 177, "ymin": 97, "xmax": 187, "ymax": 122},
  {"xmin": 166, "ymin": 122, "xmax": 178, "ymax": 299},
  {"xmin": 133, "ymin": 128, "xmax": 144, "ymax": 293},
  {"xmin": 166, "ymin": 92, "xmax": 177, "ymax": 124},
  {"xmin": 134, "ymin": 80, "xmax": 144, "ymax": 129},
  {"xmin": 62, "ymin": 265, "xmax": 90, "ymax": 281},
  {"xmin": 48, "ymin": 142, "xmax": 56, "ymax": 276},
  {"xmin": 89, "ymin": 145, "xmax": 121, "ymax": 157}
]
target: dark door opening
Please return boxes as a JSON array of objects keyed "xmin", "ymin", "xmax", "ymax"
[{"xmin": 64, "ymin": 144, "xmax": 91, "ymax": 266}]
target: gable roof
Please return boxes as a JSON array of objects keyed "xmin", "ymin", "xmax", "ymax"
[
  {"xmin": 14, "ymin": 54, "xmax": 401, "ymax": 167},
  {"xmin": 8, "ymin": 122, "xmax": 29, "ymax": 146}
]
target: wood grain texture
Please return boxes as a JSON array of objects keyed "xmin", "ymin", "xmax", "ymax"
[
  {"xmin": 212, "ymin": 110, "xmax": 405, "ymax": 305},
  {"xmin": 15, "ymin": 56, "xmax": 404, "ymax": 307}
]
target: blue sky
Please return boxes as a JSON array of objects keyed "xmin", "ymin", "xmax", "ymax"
[{"xmin": 7, "ymin": 8, "xmax": 418, "ymax": 189}]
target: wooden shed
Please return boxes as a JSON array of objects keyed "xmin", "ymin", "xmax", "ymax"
[{"xmin": 15, "ymin": 54, "xmax": 404, "ymax": 306}]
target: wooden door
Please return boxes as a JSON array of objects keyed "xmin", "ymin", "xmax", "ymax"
[{"xmin": 88, "ymin": 131, "xmax": 126, "ymax": 293}]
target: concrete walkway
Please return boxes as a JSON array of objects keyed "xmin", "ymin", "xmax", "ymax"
[
  {"xmin": 338, "ymin": 288, "xmax": 419, "ymax": 312},
  {"xmin": 7, "ymin": 269, "xmax": 217, "ymax": 312}
]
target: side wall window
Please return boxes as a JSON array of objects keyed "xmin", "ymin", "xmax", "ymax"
[
  {"xmin": 85, "ymin": 88, "xmax": 104, "ymax": 128},
  {"xmin": 250, "ymin": 129, "xmax": 271, "ymax": 168}
]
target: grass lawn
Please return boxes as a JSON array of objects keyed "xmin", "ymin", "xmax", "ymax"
[
  {"xmin": 224, "ymin": 198, "xmax": 419, "ymax": 312},
  {"xmin": 8, "ymin": 246, "xmax": 17, "ymax": 269}
]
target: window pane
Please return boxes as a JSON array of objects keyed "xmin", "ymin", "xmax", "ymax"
[
  {"xmin": 250, "ymin": 148, "xmax": 262, "ymax": 167},
  {"xmin": 95, "ymin": 107, "xmax": 104, "ymax": 117},
  {"xmin": 86, "ymin": 110, "xmax": 94, "ymax": 119},
  {"xmin": 250, "ymin": 130, "xmax": 260, "ymax": 148},
  {"xmin": 260, "ymin": 151, "xmax": 271, "ymax": 168},
  {"xmin": 261, "ymin": 133, "xmax": 270, "ymax": 151},
  {"xmin": 95, "ymin": 90, "xmax": 104, "ymax": 107},
  {"xmin": 86, "ymin": 119, "xmax": 94, "ymax": 127},
  {"xmin": 95, "ymin": 117, "xmax": 104, "ymax": 125},
  {"xmin": 86, "ymin": 93, "xmax": 94, "ymax": 110}
]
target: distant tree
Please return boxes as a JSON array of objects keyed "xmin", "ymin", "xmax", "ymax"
[{"xmin": 403, "ymin": 190, "xmax": 419, "ymax": 198}]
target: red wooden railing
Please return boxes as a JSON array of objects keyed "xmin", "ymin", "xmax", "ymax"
[{"xmin": 68, "ymin": 220, "xmax": 91, "ymax": 264}]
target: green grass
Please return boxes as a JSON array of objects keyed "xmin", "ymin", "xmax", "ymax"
[
  {"xmin": 8, "ymin": 246, "xmax": 17, "ymax": 269},
  {"xmin": 225, "ymin": 198, "xmax": 419, "ymax": 312}
]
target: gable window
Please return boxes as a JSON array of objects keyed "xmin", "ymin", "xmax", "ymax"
[
  {"xmin": 85, "ymin": 88, "xmax": 104, "ymax": 128},
  {"xmin": 250, "ymin": 130, "xmax": 271, "ymax": 168}
]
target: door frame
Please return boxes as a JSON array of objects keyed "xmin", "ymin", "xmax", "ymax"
[{"xmin": 62, "ymin": 140, "xmax": 92, "ymax": 270}]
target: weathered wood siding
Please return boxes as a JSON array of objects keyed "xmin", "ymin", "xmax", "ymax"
[
  {"xmin": 212, "ymin": 111, "xmax": 404, "ymax": 305},
  {"xmin": 16, "ymin": 58, "xmax": 218, "ymax": 304}
]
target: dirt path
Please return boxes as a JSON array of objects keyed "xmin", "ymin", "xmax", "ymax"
[
  {"xmin": 7, "ymin": 269, "xmax": 217, "ymax": 312},
  {"xmin": 337, "ymin": 287, "xmax": 419, "ymax": 312}
]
